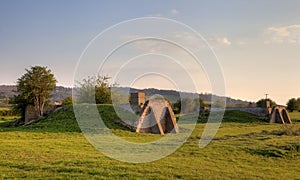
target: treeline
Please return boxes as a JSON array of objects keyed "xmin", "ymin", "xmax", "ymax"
[{"xmin": 286, "ymin": 98, "xmax": 300, "ymax": 112}]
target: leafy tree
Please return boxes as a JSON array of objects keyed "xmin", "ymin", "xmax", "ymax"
[
  {"xmin": 76, "ymin": 75, "xmax": 112, "ymax": 104},
  {"xmin": 16, "ymin": 66, "xmax": 56, "ymax": 118},
  {"xmin": 62, "ymin": 96, "xmax": 73, "ymax": 106},
  {"xmin": 212, "ymin": 99, "xmax": 226, "ymax": 108},
  {"xmin": 256, "ymin": 98, "xmax": 276, "ymax": 108},
  {"xmin": 199, "ymin": 98, "xmax": 208, "ymax": 108},
  {"xmin": 110, "ymin": 88, "xmax": 129, "ymax": 104},
  {"xmin": 10, "ymin": 94, "xmax": 28, "ymax": 118},
  {"xmin": 172, "ymin": 98, "xmax": 205, "ymax": 114},
  {"xmin": 286, "ymin": 98, "xmax": 300, "ymax": 112},
  {"xmin": 172, "ymin": 100, "xmax": 181, "ymax": 114}
]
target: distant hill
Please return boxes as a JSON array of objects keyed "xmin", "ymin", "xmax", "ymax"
[
  {"xmin": 0, "ymin": 85, "xmax": 253, "ymax": 107},
  {"xmin": 117, "ymin": 87, "xmax": 254, "ymax": 108},
  {"xmin": 0, "ymin": 85, "xmax": 72, "ymax": 102},
  {"xmin": 0, "ymin": 85, "xmax": 17, "ymax": 98}
]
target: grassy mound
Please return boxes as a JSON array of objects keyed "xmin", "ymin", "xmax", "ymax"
[
  {"xmin": 1, "ymin": 106, "xmax": 266, "ymax": 133},
  {"xmin": 198, "ymin": 110, "xmax": 262, "ymax": 123},
  {"xmin": 28, "ymin": 107, "xmax": 264, "ymax": 133},
  {"xmin": 0, "ymin": 105, "xmax": 135, "ymax": 133}
]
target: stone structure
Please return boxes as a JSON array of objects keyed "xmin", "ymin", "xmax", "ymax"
[
  {"xmin": 24, "ymin": 105, "xmax": 39, "ymax": 124},
  {"xmin": 211, "ymin": 99, "xmax": 292, "ymax": 124},
  {"xmin": 262, "ymin": 99, "xmax": 272, "ymax": 114},
  {"xmin": 270, "ymin": 105, "xmax": 292, "ymax": 124},
  {"xmin": 135, "ymin": 97, "xmax": 179, "ymax": 134},
  {"xmin": 24, "ymin": 104, "xmax": 61, "ymax": 124},
  {"xmin": 129, "ymin": 92, "xmax": 146, "ymax": 112}
]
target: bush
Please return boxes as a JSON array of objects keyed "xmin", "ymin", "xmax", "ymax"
[
  {"xmin": 0, "ymin": 109, "xmax": 14, "ymax": 116},
  {"xmin": 75, "ymin": 75, "xmax": 112, "ymax": 104},
  {"xmin": 286, "ymin": 98, "xmax": 300, "ymax": 112},
  {"xmin": 256, "ymin": 98, "xmax": 276, "ymax": 108},
  {"xmin": 62, "ymin": 97, "xmax": 73, "ymax": 106}
]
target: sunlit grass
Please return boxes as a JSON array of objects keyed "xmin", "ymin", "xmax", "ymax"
[
  {"xmin": 290, "ymin": 111, "xmax": 300, "ymax": 122},
  {"xmin": 0, "ymin": 106, "xmax": 299, "ymax": 179}
]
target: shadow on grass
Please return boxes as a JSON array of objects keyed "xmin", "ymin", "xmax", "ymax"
[{"xmin": 245, "ymin": 143, "xmax": 300, "ymax": 158}]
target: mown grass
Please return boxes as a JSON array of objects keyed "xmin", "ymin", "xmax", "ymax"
[
  {"xmin": 0, "ymin": 106, "xmax": 299, "ymax": 179},
  {"xmin": 290, "ymin": 111, "xmax": 300, "ymax": 122}
]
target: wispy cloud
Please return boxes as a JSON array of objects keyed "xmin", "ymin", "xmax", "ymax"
[
  {"xmin": 265, "ymin": 24, "xmax": 300, "ymax": 44},
  {"xmin": 146, "ymin": 9, "xmax": 179, "ymax": 17},
  {"xmin": 220, "ymin": 37, "xmax": 231, "ymax": 45},
  {"xmin": 122, "ymin": 33, "xmax": 232, "ymax": 54},
  {"xmin": 145, "ymin": 13, "xmax": 162, "ymax": 17},
  {"xmin": 208, "ymin": 37, "xmax": 232, "ymax": 46},
  {"xmin": 170, "ymin": 9, "xmax": 179, "ymax": 15}
]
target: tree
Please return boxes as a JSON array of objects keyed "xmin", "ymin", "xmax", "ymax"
[
  {"xmin": 172, "ymin": 98, "xmax": 206, "ymax": 114},
  {"xmin": 256, "ymin": 98, "xmax": 276, "ymax": 108},
  {"xmin": 62, "ymin": 96, "xmax": 73, "ymax": 106},
  {"xmin": 111, "ymin": 88, "xmax": 129, "ymax": 104},
  {"xmin": 212, "ymin": 99, "xmax": 226, "ymax": 108},
  {"xmin": 199, "ymin": 98, "xmax": 207, "ymax": 108},
  {"xmin": 16, "ymin": 66, "xmax": 56, "ymax": 118},
  {"xmin": 76, "ymin": 75, "xmax": 112, "ymax": 104},
  {"xmin": 10, "ymin": 94, "xmax": 28, "ymax": 118},
  {"xmin": 286, "ymin": 98, "xmax": 300, "ymax": 112}
]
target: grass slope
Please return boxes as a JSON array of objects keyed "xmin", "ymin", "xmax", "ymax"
[{"xmin": 0, "ymin": 106, "xmax": 299, "ymax": 179}]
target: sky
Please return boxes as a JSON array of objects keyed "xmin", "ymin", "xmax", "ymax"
[{"xmin": 0, "ymin": 0, "xmax": 300, "ymax": 104}]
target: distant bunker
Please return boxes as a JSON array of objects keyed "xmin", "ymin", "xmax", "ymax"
[
  {"xmin": 270, "ymin": 105, "xmax": 291, "ymax": 124},
  {"xmin": 130, "ymin": 92, "xmax": 179, "ymax": 134},
  {"xmin": 261, "ymin": 99, "xmax": 291, "ymax": 124},
  {"xmin": 217, "ymin": 99, "xmax": 292, "ymax": 124}
]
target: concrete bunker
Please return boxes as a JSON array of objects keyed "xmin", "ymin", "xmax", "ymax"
[
  {"xmin": 270, "ymin": 105, "xmax": 292, "ymax": 124},
  {"xmin": 131, "ymin": 92, "xmax": 179, "ymax": 134}
]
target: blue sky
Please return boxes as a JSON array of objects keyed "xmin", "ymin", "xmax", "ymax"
[{"xmin": 1, "ymin": 0, "xmax": 300, "ymax": 104}]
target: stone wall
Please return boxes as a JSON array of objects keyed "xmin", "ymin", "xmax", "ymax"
[
  {"xmin": 24, "ymin": 105, "xmax": 39, "ymax": 124},
  {"xmin": 24, "ymin": 104, "xmax": 61, "ymax": 124},
  {"xmin": 130, "ymin": 92, "xmax": 146, "ymax": 113}
]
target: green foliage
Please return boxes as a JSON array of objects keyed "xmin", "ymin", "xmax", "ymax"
[
  {"xmin": 172, "ymin": 98, "xmax": 206, "ymax": 114},
  {"xmin": 256, "ymin": 98, "xmax": 276, "ymax": 108},
  {"xmin": 0, "ymin": 97, "xmax": 10, "ymax": 107},
  {"xmin": 0, "ymin": 108, "xmax": 14, "ymax": 116},
  {"xmin": 62, "ymin": 96, "xmax": 73, "ymax": 106},
  {"xmin": 286, "ymin": 98, "xmax": 300, "ymax": 112},
  {"xmin": 212, "ymin": 99, "xmax": 226, "ymax": 108},
  {"xmin": 76, "ymin": 75, "xmax": 112, "ymax": 104},
  {"xmin": 10, "ymin": 94, "xmax": 28, "ymax": 118},
  {"xmin": 15, "ymin": 66, "xmax": 57, "ymax": 118},
  {"xmin": 111, "ymin": 88, "xmax": 129, "ymax": 104},
  {"xmin": 172, "ymin": 100, "xmax": 180, "ymax": 114},
  {"xmin": 199, "ymin": 98, "xmax": 207, "ymax": 108}
]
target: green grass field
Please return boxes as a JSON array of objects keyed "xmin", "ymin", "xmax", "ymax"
[{"xmin": 0, "ymin": 105, "xmax": 299, "ymax": 179}]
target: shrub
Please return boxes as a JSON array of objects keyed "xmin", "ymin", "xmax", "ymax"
[
  {"xmin": 0, "ymin": 109, "xmax": 14, "ymax": 116},
  {"xmin": 62, "ymin": 96, "xmax": 73, "ymax": 106}
]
